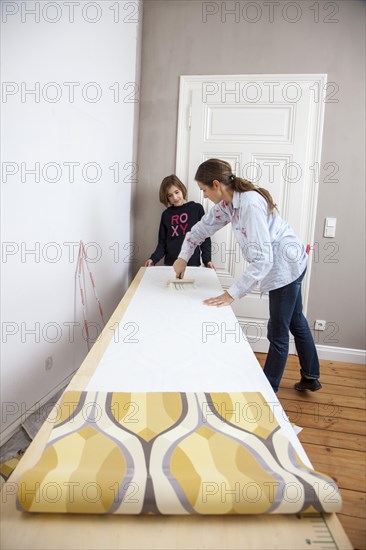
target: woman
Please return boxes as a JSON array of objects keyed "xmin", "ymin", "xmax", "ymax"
[{"xmin": 173, "ymin": 159, "xmax": 321, "ymax": 394}]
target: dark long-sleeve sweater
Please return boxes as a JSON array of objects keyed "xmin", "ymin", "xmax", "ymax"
[{"xmin": 149, "ymin": 201, "xmax": 211, "ymax": 266}]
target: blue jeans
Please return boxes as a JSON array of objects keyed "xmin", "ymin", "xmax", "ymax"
[{"xmin": 263, "ymin": 269, "xmax": 320, "ymax": 392}]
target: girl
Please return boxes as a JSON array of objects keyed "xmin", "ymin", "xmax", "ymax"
[
  {"xmin": 173, "ymin": 159, "xmax": 321, "ymax": 394},
  {"xmin": 145, "ymin": 175, "xmax": 214, "ymax": 268}
]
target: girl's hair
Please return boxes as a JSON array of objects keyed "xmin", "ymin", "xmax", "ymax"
[
  {"xmin": 195, "ymin": 158, "xmax": 277, "ymax": 214},
  {"xmin": 159, "ymin": 175, "xmax": 188, "ymax": 207}
]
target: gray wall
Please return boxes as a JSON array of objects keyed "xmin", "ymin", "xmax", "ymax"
[{"xmin": 135, "ymin": 0, "xmax": 365, "ymax": 351}]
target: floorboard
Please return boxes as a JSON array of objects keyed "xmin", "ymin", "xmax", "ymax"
[{"xmin": 255, "ymin": 353, "xmax": 366, "ymax": 550}]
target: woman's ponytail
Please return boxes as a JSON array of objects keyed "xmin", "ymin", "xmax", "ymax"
[{"xmin": 195, "ymin": 159, "xmax": 277, "ymax": 214}]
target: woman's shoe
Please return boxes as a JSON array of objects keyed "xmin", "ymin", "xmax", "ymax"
[{"xmin": 294, "ymin": 376, "xmax": 322, "ymax": 392}]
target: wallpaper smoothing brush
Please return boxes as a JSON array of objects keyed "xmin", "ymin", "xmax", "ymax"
[{"xmin": 166, "ymin": 278, "xmax": 196, "ymax": 291}]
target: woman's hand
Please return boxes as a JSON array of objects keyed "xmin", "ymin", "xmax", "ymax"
[
  {"xmin": 203, "ymin": 291, "xmax": 234, "ymax": 307},
  {"xmin": 206, "ymin": 261, "xmax": 216, "ymax": 270},
  {"xmin": 145, "ymin": 259, "xmax": 154, "ymax": 267},
  {"xmin": 173, "ymin": 258, "xmax": 187, "ymax": 279}
]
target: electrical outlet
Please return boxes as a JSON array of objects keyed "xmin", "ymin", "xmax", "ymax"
[
  {"xmin": 45, "ymin": 356, "xmax": 53, "ymax": 371},
  {"xmin": 314, "ymin": 320, "xmax": 326, "ymax": 331}
]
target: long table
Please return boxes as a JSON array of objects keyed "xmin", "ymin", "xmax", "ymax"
[{"xmin": 0, "ymin": 267, "xmax": 353, "ymax": 549}]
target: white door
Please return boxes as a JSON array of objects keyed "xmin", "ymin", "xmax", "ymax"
[{"xmin": 176, "ymin": 75, "xmax": 327, "ymax": 352}]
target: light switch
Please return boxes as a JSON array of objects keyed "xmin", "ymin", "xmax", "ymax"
[{"xmin": 324, "ymin": 217, "xmax": 337, "ymax": 238}]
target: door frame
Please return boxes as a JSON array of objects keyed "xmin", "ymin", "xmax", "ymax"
[{"xmin": 175, "ymin": 74, "xmax": 327, "ymax": 325}]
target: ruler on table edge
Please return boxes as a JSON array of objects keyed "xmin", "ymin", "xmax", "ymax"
[{"xmin": 293, "ymin": 513, "xmax": 345, "ymax": 549}]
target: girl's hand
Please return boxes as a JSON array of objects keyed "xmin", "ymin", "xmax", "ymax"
[
  {"xmin": 145, "ymin": 259, "xmax": 154, "ymax": 267},
  {"xmin": 173, "ymin": 258, "xmax": 187, "ymax": 279},
  {"xmin": 203, "ymin": 291, "xmax": 234, "ymax": 307},
  {"xmin": 206, "ymin": 262, "xmax": 216, "ymax": 270}
]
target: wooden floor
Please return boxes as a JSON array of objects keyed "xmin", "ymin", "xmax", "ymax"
[{"xmin": 255, "ymin": 353, "xmax": 366, "ymax": 550}]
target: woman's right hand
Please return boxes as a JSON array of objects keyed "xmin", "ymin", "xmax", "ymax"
[
  {"xmin": 173, "ymin": 258, "xmax": 187, "ymax": 279},
  {"xmin": 145, "ymin": 259, "xmax": 154, "ymax": 267}
]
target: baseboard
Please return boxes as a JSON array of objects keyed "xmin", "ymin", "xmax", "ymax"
[
  {"xmin": 251, "ymin": 336, "xmax": 365, "ymax": 365},
  {"xmin": 315, "ymin": 345, "xmax": 366, "ymax": 364},
  {"xmin": 0, "ymin": 371, "xmax": 76, "ymax": 447},
  {"xmin": 239, "ymin": 335, "xmax": 365, "ymax": 365}
]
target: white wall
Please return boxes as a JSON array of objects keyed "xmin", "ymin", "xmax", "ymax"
[{"xmin": 1, "ymin": 0, "xmax": 142, "ymax": 439}]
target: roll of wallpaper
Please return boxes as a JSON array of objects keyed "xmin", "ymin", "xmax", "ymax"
[{"xmin": 17, "ymin": 389, "xmax": 341, "ymax": 515}]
